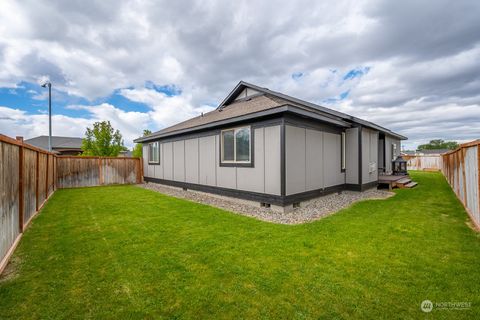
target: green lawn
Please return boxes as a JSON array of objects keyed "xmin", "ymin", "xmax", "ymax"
[{"xmin": 1, "ymin": 171, "xmax": 479, "ymax": 319}]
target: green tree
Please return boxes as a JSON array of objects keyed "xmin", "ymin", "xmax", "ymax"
[
  {"xmin": 81, "ymin": 121, "xmax": 125, "ymax": 156},
  {"xmin": 132, "ymin": 129, "xmax": 152, "ymax": 158},
  {"xmin": 417, "ymin": 139, "xmax": 458, "ymax": 151}
]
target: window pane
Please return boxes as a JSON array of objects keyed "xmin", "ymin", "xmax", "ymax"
[
  {"xmin": 149, "ymin": 142, "xmax": 159, "ymax": 163},
  {"xmin": 235, "ymin": 127, "xmax": 250, "ymax": 161},
  {"xmin": 149, "ymin": 143, "xmax": 154, "ymax": 162},
  {"xmin": 222, "ymin": 130, "xmax": 234, "ymax": 161}
]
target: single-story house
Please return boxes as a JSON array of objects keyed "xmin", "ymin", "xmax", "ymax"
[
  {"xmin": 24, "ymin": 136, "xmax": 83, "ymax": 155},
  {"xmin": 135, "ymin": 81, "xmax": 406, "ymax": 210}
]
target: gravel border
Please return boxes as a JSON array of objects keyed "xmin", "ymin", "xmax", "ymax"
[{"xmin": 139, "ymin": 183, "xmax": 394, "ymax": 224}]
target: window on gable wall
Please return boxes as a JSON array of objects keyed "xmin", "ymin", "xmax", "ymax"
[
  {"xmin": 391, "ymin": 143, "xmax": 397, "ymax": 161},
  {"xmin": 221, "ymin": 126, "xmax": 251, "ymax": 164},
  {"xmin": 148, "ymin": 141, "xmax": 160, "ymax": 164}
]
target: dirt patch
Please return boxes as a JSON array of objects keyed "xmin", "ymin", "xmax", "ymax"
[{"xmin": 0, "ymin": 255, "xmax": 21, "ymax": 283}]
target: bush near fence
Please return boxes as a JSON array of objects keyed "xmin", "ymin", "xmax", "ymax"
[
  {"xmin": 0, "ymin": 134, "xmax": 143, "ymax": 273},
  {"xmin": 442, "ymin": 140, "xmax": 480, "ymax": 230}
]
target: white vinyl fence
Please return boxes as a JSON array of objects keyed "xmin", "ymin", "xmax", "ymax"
[{"xmin": 404, "ymin": 155, "xmax": 442, "ymax": 171}]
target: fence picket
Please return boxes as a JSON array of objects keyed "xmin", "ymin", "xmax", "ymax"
[{"xmin": 0, "ymin": 134, "xmax": 142, "ymax": 274}]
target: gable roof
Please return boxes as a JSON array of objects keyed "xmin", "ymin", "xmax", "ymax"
[
  {"xmin": 25, "ymin": 136, "xmax": 83, "ymax": 151},
  {"xmin": 135, "ymin": 81, "xmax": 406, "ymax": 143}
]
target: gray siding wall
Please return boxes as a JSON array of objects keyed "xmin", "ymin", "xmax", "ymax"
[
  {"xmin": 345, "ymin": 127, "xmax": 359, "ymax": 184},
  {"xmin": 384, "ymin": 135, "xmax": 401, "ymax": 173},
  {"xmin": 185, "ymin": 138, "xmax": 199, "ymax": 183},
  {"xmin": 198, "ymin": 136, "xmax": 216, "ymax": 186},
  {"xmin": 361, "ymin": 128, "xmax": 379, "ymax": 184},
  {"xmin": 143, "ymin": 125, "xmax": 281, "ymax": 195},
  {"xmin": 163, "ymin": 142, "xmax": 174, "ymax": 180},
  {"xmin": 285, "ymin": 125, "xmax": 345, "ymax": 196}
]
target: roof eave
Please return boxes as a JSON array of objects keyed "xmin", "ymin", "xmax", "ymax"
[{"xmin": 134, "ymin": 105, "xmax": 351, "ymax": 143}]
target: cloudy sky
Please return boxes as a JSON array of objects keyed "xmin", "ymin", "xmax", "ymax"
[{"xmin": 1, "ymin": 0, "xmax": 479, "ymax": 149}]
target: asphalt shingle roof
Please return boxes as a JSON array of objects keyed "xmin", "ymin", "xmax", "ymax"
[{"xmin": 25, "ymin": 136, "xmax": 83, "ymax": 151}]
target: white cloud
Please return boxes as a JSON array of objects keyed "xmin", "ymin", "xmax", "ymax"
[
  {"xmin": 0, "ymin": 103, "xmax": 150, "ymax": 148},
  {"xmin": 119, "ymin": 87, "xmax": 214, "ymax": 132},
  {"xmin": 0, "ymin": 0, "xmax": 479, "ymax": 150}
]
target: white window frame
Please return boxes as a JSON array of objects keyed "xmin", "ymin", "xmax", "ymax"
[
  {"xmin": 148, "ymin": 141, "xmax": 160, "ymax": 164},
  {"xmin": 341, "ymin": 132, "xmax": 346, "ymax": 171},
  {"xmin": 392, "ymin": 143, "xmax": 397, "ymax": 161},
  {"xmin": 220, "ymin": 126, "xmax": 251, "ymax": 164}
]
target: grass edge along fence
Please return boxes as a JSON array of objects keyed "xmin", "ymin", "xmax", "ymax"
[
  {"xmin": 0, "ymin": 134, "xmax": 143, "ymax": 274},
  {"xmin": 442, "ymin": 139, "xmax": 480, "ymax": 231}
]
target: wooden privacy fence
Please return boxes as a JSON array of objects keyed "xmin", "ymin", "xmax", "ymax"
[
  {"xmin": 0, "ymin": 134, "xmax": 142, "ymax": 273},
  {"xmin": 56, "ymin": 156, "xmax": 142, "ymax": 188},
  {"xmin": 403, "ymin": 155, "xmax": 442, "ymax": 171},
  {"xmin": 442, "ymin": 140, "xmax": 480, "ymax": 230}
]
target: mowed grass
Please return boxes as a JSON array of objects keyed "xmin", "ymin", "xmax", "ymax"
[{"xmin": 1, "ymin": 172, "xmax": 479, "ymax": 319}]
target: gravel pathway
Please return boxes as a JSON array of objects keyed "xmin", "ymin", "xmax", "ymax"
[{"xmin": 140, "ymin": 183, "xmax": 394, "ymax": 224}]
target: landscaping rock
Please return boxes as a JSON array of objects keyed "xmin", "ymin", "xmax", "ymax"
[{"xmin": 140, "ymin": 183, "xmax": 394, "ymax": 225}]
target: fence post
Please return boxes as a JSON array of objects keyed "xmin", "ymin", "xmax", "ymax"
[
  {"xmin": 461, "ymin": 147, "xmax": 467, "ymax": 206},
  {"xmin": 478, "ymin": 144, "xmax": 480, "ymax": 215},
  {"xmin": 53, "ymin": 156, "xmax": 57, "ymax": 190},
  {"xmin": 45, "ymin": 154, "xmax": 49, "ymax": 199},
  {"xmin": 35, "ymin": 151, "xmax": 39, "ymax": 211},
  {"xmin": 98, "ymin": 158, "xmax": 103, "ymax": 185},
  {"xmin": 16, "ymin": 137, "xmax": 24, "ymax": 232}
]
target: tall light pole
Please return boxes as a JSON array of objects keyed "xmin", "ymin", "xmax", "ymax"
[{"xmin": 41, "ymin": 81, "xmax": 52, "ymax": 152}]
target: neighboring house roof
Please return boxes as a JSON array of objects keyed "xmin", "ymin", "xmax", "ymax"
[
  {"xmin": 135, "ymin": 81, "xmax": 407, "ymax": 143},
  {"xmin": 119, "ymin": 150, "xmax": 133, "ymax": 157},
  {"xmin": 25, "ymin": 136, "xmax": 83, "ymax": 152}
]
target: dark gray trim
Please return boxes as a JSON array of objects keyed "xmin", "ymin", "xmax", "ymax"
[
  {"xmin": 384, "ymin": 137, "xmax": 387, "ymax": 173},
  {"xmin": 361, "ymin": 181, "xmax": 379, "ymax": 191},
  {"xmin": 280, "ymin": 119, "xmax": 286, "ymax": 197},
  {"xmin": 358, "ymin": 125, "xmax": 363, "ymax": 185},
  {"xmin": 345, "ymin": 181, "xmax": 378, "ymax": 192},
  {"xmin": 341, "ymin": 131, "xmax": 346, "ymax": 173},
  {"xmin": 215, "ymin": 81, "xmax": 407, "ymax": 140},
  {"xmin": 283, "ymin": 184, "xmax": 345, "ymax": 204},
  {"xmin": 135, "ymin": 105, "xmax": 351, "ymax": 143},
  {"xmin": 136, "ymin": 106, "xmax": 289, "ymax": 142},
  {"xmin": 284, "ymin": 105, "xmax": 350, "ymax": 127},
  {"xmin": 218, "ymin": 126, "xmax": 255, "ymax": 168},
  {"xmin": 142, "ymin": 117, "xmax": 284, "ymax": 144},
  {"xmin": 144, "ymin": 176, "xmax": 349, "ymax": 206},
  {"xmin": 283, "ymin": 113, "xmax": 344, "ymax": 134},
  {"xmin": 225, "ymin": 92, "xmax": 265, "ymax": 104},
  {"xmin": 147, "ymin": 141, "xmax": 161, "ymax": 165}
]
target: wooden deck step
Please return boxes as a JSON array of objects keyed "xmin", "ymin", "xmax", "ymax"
[
  {"xmin": 396, "ymin": 177, "xmax": 411, "ymax": 185},
  {"xmin": 404, "ymin": 182, "xmax": 418, "ymax": 188}
]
